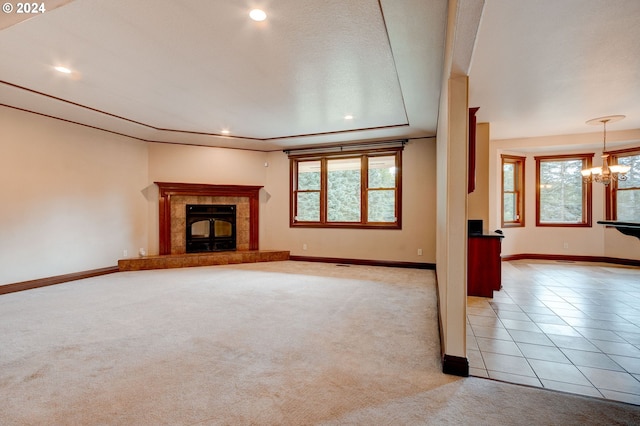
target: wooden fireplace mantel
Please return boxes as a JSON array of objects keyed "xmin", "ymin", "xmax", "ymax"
[{"xmin": 155, "ymin": 182, "xmax": 263, "ymax": 255}]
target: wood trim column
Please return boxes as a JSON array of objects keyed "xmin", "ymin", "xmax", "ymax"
[
  {"xmin": 158, "ymin": 192, "xmax": 171, "ymax": 255},
  {"xmin": 249, "ymin": 191, "xmax": 260, "ymax": 250},
  {"xmin": 155, "ymin": 182, "xmax": 264, "ymax": 255}
]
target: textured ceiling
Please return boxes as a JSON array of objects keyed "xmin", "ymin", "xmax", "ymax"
[
  {"xmin": 0, "ymin": 0, "xmax": 448, "ymax": 151},
  {"xmin": 469, "ymin": 0, "xmax": 640, "ymax": 145},
  {"xmin": 4, "ymin": 1, "xmax": 636, "ymax": 152}
]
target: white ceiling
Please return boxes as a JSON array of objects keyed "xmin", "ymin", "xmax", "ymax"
[
  {"xmin": 2, "ymin": 0, "xmax": 638, "ymax": 152},
  {"xmin": 469, "ymin": 0, "xmax": 640, "ymax": 145},
  {"xmin": 0, "ymin": 0, "xmax": 447, "ymax": 151}
]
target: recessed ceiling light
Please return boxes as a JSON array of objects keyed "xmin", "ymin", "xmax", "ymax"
[
  {"xmin": 221, "ymin": 129, "xmax": 230, "ymax": 135},
  {"xmin": 54, "ymin": 66, "xmax": 72, "ymax": 74},
  {"xmin": 249, "ymin": 9, "xmax": 267, "ymax": 21},
  {"xmin": 344, "ymin": 115, "xmax": 354, "ymax": 120}
]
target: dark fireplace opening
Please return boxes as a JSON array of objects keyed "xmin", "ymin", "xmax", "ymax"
[{"xmin": 186, "ymin": 204, "xmax": 236, "ymax": 253}]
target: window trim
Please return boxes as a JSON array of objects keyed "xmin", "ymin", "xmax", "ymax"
[
  {"xmin": 289, "ymin": 147, "xmax": 402, "ymax": 229},
  {"xmin": 501, "ymin": 154, "xmax": 526, "ymax": 228},
  {"xmin": 605, "ymin": 146, "xmax": 640, "ymax": 221},
  {"xmin": 535, "ymin": 153, "xmax": 593, "ymax": 227}
]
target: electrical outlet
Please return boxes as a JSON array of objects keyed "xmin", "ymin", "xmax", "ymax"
[
  {"xmin": 563, "ymin": 242, "xmax": 569, "ymax": 249},
  {"xmin": 303, "ymin": 244, "xmax": 308, "ymax": 250},
  {"xmin": 418, "ymin": 248, "xmax": 423, "ymax": 256},
  {"xmin": 123, "ymin": 249, "xmax": 128, "ymax": 257}
]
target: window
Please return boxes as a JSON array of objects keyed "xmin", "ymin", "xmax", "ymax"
[
  {"xmin": 535, "ymin": 154, "xmax": 593, "ymax": 227},
  {"xmin": 501, "ymin": 155, "xmax": 525, "ymax": 227},
  {"xmin": 295, "ymin": 160, "xmax": 321, "ymax": 221},
  {"xmin": 327, "ymin": 157, "xmax": 361, "ymax": 222},
  {"xmin": 606, "ymin": 147, "xmax": 640, "ymax": 222},
  {"xmin": 290, "ymin": 148, "xmax": 402, "ymax": 228}
]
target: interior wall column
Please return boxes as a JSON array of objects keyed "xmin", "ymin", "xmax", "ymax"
[{"xmin": 441, "ymin": 75, "xmax": 470, "ymax": 375}]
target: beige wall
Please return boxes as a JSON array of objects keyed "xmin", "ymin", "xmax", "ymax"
[
  {"xmin": 148, "ymin": 143, "xmax": 268, "ymax": 186},
  {"xmin": 436, "ymin": 0, "xmax": 484, "ymax": 366},
  {"xmin": 436, "ymin": 75, "xmax": 469, "ymax": 360},
  {"xmin": 0, "ymin": 106, "xmax": 149, "ymax": 284},
  {"xmin": 146, "ymin": 140, "xmax": 437, "ymax": 263},
  {"xmin": 2, "ymin": 109, "xmax": 439, "ymax": 286},
  {"xmin": 489, "ymin": 130, "xmax": 640, "ymax": 261},
  {"xmin": 262, "ymin": 139, "xmax": 437, "ymax": 263},
  {"xmin": 146, "ymin": 143, "xmax": 268, "ymax": 255}
]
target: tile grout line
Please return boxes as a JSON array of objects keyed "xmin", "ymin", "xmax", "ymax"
[{"xmin": 469, "ymin": 271, "xmax": 640, "ymax": 402}]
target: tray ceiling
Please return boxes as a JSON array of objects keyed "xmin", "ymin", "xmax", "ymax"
[{"xmin": 0, "ymin": 0, "xmax": 448, "ymax": 151}]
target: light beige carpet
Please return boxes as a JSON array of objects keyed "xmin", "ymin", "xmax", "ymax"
[{"xmin": 1, "ymin": 261, "xmax": 639, "ymax": 425}]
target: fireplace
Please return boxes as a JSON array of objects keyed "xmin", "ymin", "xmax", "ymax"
[
  {"xmin": 186, "ymin": 204, "xmax": 236, "ymax": 253},
  {"xmin": 155, "ymin": 182, "xmax": 262, "ymax": 255}
]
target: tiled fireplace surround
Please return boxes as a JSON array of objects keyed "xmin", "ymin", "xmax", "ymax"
[
  {"xmin": 171, "ymin": 195, "xmax": 250, "ymax": 253},
  {"xmin": 157, "ymin": 182, "xmax": 262, "ymax": 255},
  {"xmin": 118, "ymin": 182, "xmax": 289, "ymax": 271}
]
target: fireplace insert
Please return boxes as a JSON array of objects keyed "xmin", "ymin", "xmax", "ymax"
[{"xmin": 186, "ymin": 204, "xmax": 236, "ymax": 253}]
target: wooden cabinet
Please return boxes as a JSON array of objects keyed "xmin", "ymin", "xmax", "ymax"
[
  {"xmin": 468, "ymin": 107, "xmax": 480, "ymax": 194},
  {"xmin": 467, "ymin": 235, "xmax": 503, "ymax": 298}
]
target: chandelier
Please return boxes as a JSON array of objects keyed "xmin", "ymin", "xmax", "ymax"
[{"xmin": 581, "ymin": 115, "xmax": 630, "ymax": 185}]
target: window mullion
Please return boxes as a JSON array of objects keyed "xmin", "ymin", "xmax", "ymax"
[
  {"xmin": 395, "ymin": 152, "xmax": 401, "ymax": 222},
  {"xmin": 292, "ymin": 160, "xmax": 297, "ymax": 222},
  {"xmin": 609, "ymin": 182, "xmax": 617, "ymax": 220},
  {"xmin": 320, "ymin": 158, "xmax": 327, "ymax": 224},
  {"xmin": 362, "ymin": 155, "xmax": 367, "ymax": 224}
]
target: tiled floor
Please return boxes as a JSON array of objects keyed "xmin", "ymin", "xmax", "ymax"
[{"xmin": 467, "ymin": 260, "xmax": 640, "ymax": 405}]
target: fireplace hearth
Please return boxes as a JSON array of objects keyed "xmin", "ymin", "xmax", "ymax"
[{"xmin": 186, "ymin": 204, "xmax": 236, "ymax": 253}]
